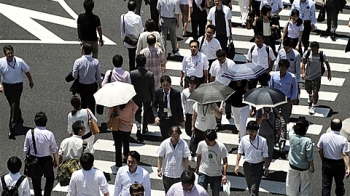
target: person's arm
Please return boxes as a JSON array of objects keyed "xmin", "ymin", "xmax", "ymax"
[
  {"xmin": 281, "ymin": 22, "xmax": 287, "ymax": 42},
  {"xmin": 268, "ymin": 47, "xmax": 276, "ymax": 69},
  {"xmin": 318, "ymin": 148, "xmax": 324, "ymax": 162},
  {"xmin": 310, "ymin": 3, "xmax": 316, "ymax": 30},
  {"xmin": 228, "ymin": 2, "xmax": 232, "ymax": 10},
  {"xmin": 256, "ymin": 111, "xmax": 266, "ymax": 125},
  {"xmin": 184, "ymin": 157, "xmax": 189, "ymax": 170},
  {"xmin": 296, "ymin": 29, "xmax": 303, "ymax": 51},
  {"xmin": 25, "ymin": 72, "xmax": 34, "ymax": 88},
  {"xmin": 58, "ymin": 155, "xmax": 63, "ymax": 165},
  {"xmin": 77, "ymin": 25, "xmax": 81, "ymax": 40},
  {"xmin": 191, "ymin": 110, "xmax": 197, "ymax": 132},
  {"xmin": 234, "ymin": 153, "xmax": 241, "ymax": 175},
  {"xmin": 343, "ymin": 152, "xmax": 350, "ymax": 178},
  {"xmin": 181, "ymin": 92, "xmax": 187, "ymax": 119},
  {"xmin": 97, "ymin": 27, "xmax": 104, "ymax": 46},
  {"xmin": 180, "ymin": 70, "xmax": 185, "ymax": 87},
  {"xmin": 175, "ymin": 14, "xmax": 180, "ymax": 28},
  {"xmin": 210, "ymin": 104, "xmax": 221, "ymax": 119},
  {"xmin": 227, "ymin": 8, "xmax": 232, "ymax": 37},
  {"xmin": 291, "ymin": 76, "xmax": 298, "ymax": 100},
  {"xmin": 246, "ymin": 47, "xmax": 252, "ymax": 63},
  {"xmin": 222, "ymin": 157, "xmax": 228, "ymax": 183},
  {"xmin": 152, "ymin": 91, "xmax": 160, "ymax": 124},
  {"xmin": 21, "ymin": 178, "xmax": 31, "ymax": 196},
  {"xmin": 52, "ymin": 152, "xmax": 59, "ymax": 168},
  {"xmin": 248, "ymin": 0, "xmax": 252, "ymax": 12},
  {"xmin": 101, "ymin": 70, "xmax": 109, "ymax": 86},
  {"xmin": 157, "ymin": 156, "xmax": 163, "ymax": 177},
  {"xmin": 263, "ymin": 157, "xmax": 270, "ymax": 177},
  {"xmin": 295, "ymin": 53, "xmax": 301, "ymax": 81},
  {"xmin": 325, "ymin": 61, "xmax": 331, "ymax": 81},
  {"xmin": 301, "ymin": 57, "xmax": 306, "ymax": 79},
  {"xmin": 144, "ymin": 173, "xmax": 152, "ymax": 196},
  {"xmin": 120, "ymin": 15, "xmax": 124, "ymax": 40},
  {"xmin": 195, "ymin": 154, "xmax": 202, "ymax": 174}
]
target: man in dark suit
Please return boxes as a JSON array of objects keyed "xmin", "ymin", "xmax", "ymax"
[
  {"xmin": 131, "ymin": 54, "xmax": 155, "ymax": 142},
  {"xmin": 152, "ymin": 75, "xmax": 184, "ymax": 140}
]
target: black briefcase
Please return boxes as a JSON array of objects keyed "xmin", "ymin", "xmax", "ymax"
[{"xmin": 317, "ymin": 7, "xmax": 325, "ymax": 22}]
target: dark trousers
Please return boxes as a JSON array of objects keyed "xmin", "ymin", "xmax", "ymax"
[
  {"xmin": 249, "ymin": 72, "xmax": 270, "ymax": 88},
  {"xmin": 112, "ymin": 131, "xmax": 131, "ymax": 167},
  {"xmin": 252, "ymin": 1, "xmax": 261, "ymax": 17},
  {"xmin": 184, "ymin": 76, "xmax": 204, "ymax": 88},
  {"xmin": 243, "ymin": 162, "xmax": 263, "ymax": 196},
  {"xmin": 302, "ymin": 21, "xmax": 312, "ymax": 54},
  {"xmin": 149, "ymin": 0, "xmax": 159, "ymax": 31},
  {"xmin": 159, "ymin": 117, "xmax": 177, "ymax": 140},
  {"xmin": 193, "ymin": 127, "xmax": 206, "ymax": 152},
  {"xmin": 191, "ymin": 17, "xmax": 206, "ymax": 40},
  {"xmin": 3, "ymin": 82, "xmax": 23, "ymax": 133},
  {"xmin": 185, "ymin": 113, "xmax": 193, "ymax": 137},
  {"xmin": 32, "ymin": 156, "xmax": 54, "ymax": 196},
  {"xmin": 134, "ymin": 101, "xmax": 151, "ymax": 129},
  {"xmin": 79, "ymin": 82, "xmax": 98, "ymax": 114},
  {"xmin": 128, "ymin": 48, "xmax": 137, "ymax": 71},
  {"xmin": 163, "ymin": 175, "xmax": 181, "ymax": 193},
  {"xmin": 264, "ymin": 36, "xmax": 276, "ymax": 55},
  {"xmin": 216, "ymin": 35, "xmax": 228, "ymax": 51},
  {"xmin": 197, "ymin": 173, "xmax": 222, "ymax": 196},
  {"xmin": 326, "ymin": 1, "xmax": 338, "ymax": 34},
  {"xmin": 322, "ymin": 158, "xmax": 345, "ymax": 196},
  {"xmin": 290, "ymin": 37, "xmax": 302, "ymax": 55}
]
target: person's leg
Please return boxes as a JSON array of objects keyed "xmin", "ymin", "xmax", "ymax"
[
  {"xmin": 3, "ymin": 83, "xmax": 23, "ymax": 133},
  {"xmin": 122, "ymin": 131, "xmax": 131, "ymax": 159},
  {"xmin": 135, "ymin": 0, "xmax": 142, "ymax": 15},
  {"xmin": 160, "ymin": 19, "xmax": 169, "ymax": 54},
  {"xmin": 142, "ymin": 101, "xmax": 152, "ymax": 131},
  {"xmin": 112, "ymin": 131, "xmax": 123, "ymax": 167},
  {"xmin": 232, "ymin": 106, "xmax": 242, "ymax": 134},
  {"xmin": 326, "ymin": 3, "xmax": 332, "ymax": 33},
  {"xmin": 333, "ymin": 162, "xmax": 345, "ymax": 196},
  {"xmin": 134, "ymin": 100, "xmax": 142, "ymax": 127},
  {"xmin": 91, "ymin": 41, "xmax": 99, "ymax": 59},
  {"xmin": 243, "ymin": 162, "xmax": 253, "ymax": 192},
  {"xmin": 259, "ymin": 133, "xmax": 274, "ymax": 161},
  {"xmin": 225, "ymin": 102, "xmax": 232, "ymax": 120},
  {"xmin": 32, "ymin": 177, "xmax": 42, "ymax": 196},
  {"xmin": 128, "ymin": 48, "xmax": 137, "ymax": 71},
  {"xmin": 191, "ymin": 18, "xmax": 199, "ymax": 40},
  {"xmin": 209, "ymin": 176, "xmax": 222, "ymax": 196},
  {"xmin": 302, "ymin": 21, "xmax": 311, "ymax": 53},
  {"xmin": 286, "ymin": 167, "xmax": 301, "ymax": 196},
  {"xmin": 312, "ymin": 77, "xmax": 321, "ymax": 105},
  {"xmin": 322, "ymin": 161, "xmax": 333, "ymax": 196},
  {"xmin": 197, "ymin": 173, "xmax": 209, "ymax": 191},
  {"xmin": 150, "ymin": 1, "xmax": 159, "ymax": 30},
  {"xmin": 185, "ymin": 113, "xmax": 193, "ymax": 137},
  {"xmin": 198, "ymin": 18, "xmax": 207, "ymax": 39},
  {"xmin": 87, "ymin": 83, "xmax": 98, "ymax": 115},
  {"xmin": 40, "ymin": 156, "xmax": 54, "ymax": 196},
  {"xmin": 239, "ymin": 106, "xmax": 250, "ymax": 138},
  {"xmin": 163, "ymin": 176, "xmax": 180, "ymax": 193},
  {"xmin": 180, "ymin": 4, "xmax": 189, "ymax": 35},
  {"xmin": 299, "ymin": 169, "xmax": 313, "ymax": 196},
  {"xmin": 79, "ymin": 83, "xmax": 89, "ymax": 111},
  {"xmin": 250, "ymin": 164, "xmax": 264, "ymax": 195},
  {"xmin": 258, "ymin": 72, "xmax": 269, "ymax": 86},
  {"xmin": 168, "ymin": 19, "xmax": 178, "ymax": 53}
]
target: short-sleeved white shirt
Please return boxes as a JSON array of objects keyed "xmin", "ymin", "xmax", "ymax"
[
  {"xmin": 317, "ymin": 131, "xmax": 350, "ymax": 160},
  {"xmin": 0, "ymin": 173, "xmax": 30, "ymax": 196},
  {"xmin": 193, "ymin": 102, "xmax": 219, "ymax": 131},
  {"xmin": 198, "ymin": 36, "xmax": 222, "ymax": 60},
  {"xmin": 157, "ymin": 138, "xmax": 191, "ymax": 178},
  {"xmin": 181, "ymin": 52, "xmax": 209, "ymax": 78},
  {"xmin": 58, "ymin": 135, "xmax": 92, "ymax": 163},
  {"xmin": 246, "ymin": 44, "xmax": 276, "ymax": 69},
  {"xmin": 0, "ymin": 57, "xmax": 30, "ymax": 84},
  {"xmin": 238, "ymin": 135, "xmax": 269, "ymax": 163},
  {"xmin": 196, "ymin": 141, "xmax": 229, "ymax": 177},
  {"xmin": 210, "ymin": 58, "xmax": 235, "ymax": 86},
  {"xmin": 286, "ymin": 20, "xmax": 304, "ymax": 39}
]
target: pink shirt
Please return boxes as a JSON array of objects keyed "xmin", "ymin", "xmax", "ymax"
[
  {"xmin": 102, "ymin": 67, "xmax": 131, "ymax": 86},
  {"xmin": 109, "ymin": 102, "xmax": 138, "ymax": 132}
]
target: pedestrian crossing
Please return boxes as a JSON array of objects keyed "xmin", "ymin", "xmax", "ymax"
[{"xmin": 49, "ymin": 1, "xmax": 350, "ymax": 195}]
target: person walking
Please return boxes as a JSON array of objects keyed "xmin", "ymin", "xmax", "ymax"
[
  {"xmin": 67, "ymin": 153, "xmax": 109, "ymax": 196},
  {"xmin": 188, "ymin": 0, "xmax": 208, "ymax": 40},
  {"xmin": 281, "ymin": 9, "xmax": 304, "ymax": 55},
  {"xmin": 167, "ymin": 170, "xmax": 209, "ymax": 196},
  {"xmin": 157, "ymin": 126, "xmax": 190, "ymax": 193},
  {"xmin": 235, "ymin": 121, "xmax": 270, "ymax": 196},
  {"xmin": 0, "ymin": 45, "xmax": 34, "ymax": 140},
  {"xmin": 198, "ymin": 25, "xmax": 222, "ymax": 68},
  {"xmin": 23, "ymin": 112, "xmax": 59, "ymax": 196},
  {"xmin": 77, "ymin": 0, "xmax": 104, "ymax": 59},
  {"xmin": 286, "ymin": 117, "xmax": 314, "ymax": 196},
  {"xmin": 120, "ymin": 1, "xmax": 144, "ymax": 71},
  {"xmin": 181, "ymin": 77, "xmax": 198, "ymax": 136},
  {"xmin": 131, "ymin": 54, "xmax": 155, "ymax": 142},
  {"xmin": 72, "ymin": 43, "xmax": 102, "ymax": 114},
  {"xmin": 136, "ymin": 19, "xmax": 165, "ymax": 55},
  {"xmin": 102, "ymin": 54, "xmax": 131, "ymax": 85},
  {"xmin": 317, "ymin": 118, "xmax": 350, "ymax": 196},
  {"xmin": 322, "ymin": 0, "xmax": 342, "ymax": 41},
  {"xmin": 180, "ymin": 0, "xmax": 190, "ymax": 36}
]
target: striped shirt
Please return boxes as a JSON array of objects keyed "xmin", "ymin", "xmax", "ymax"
[{"xmin": 140, "ymin": 46, "xmax": 167, "ymax": 85}]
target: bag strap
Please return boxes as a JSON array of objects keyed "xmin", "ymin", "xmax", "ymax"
[
  {"xmin": 250, "ymin": 45, "xmax": 255, "ymax": 60},
  {"xmin": 14, "ymin": 176, "xmax": 25, "ymax": 189},
  {"xmin": 320, "ymin": 51, "xmax": 324, "ymax": 65},
  {"xmin": 1, "ymin": 176, "xmax": 8, "ymax": 191},
  {"xmin": 87, "ymin": 109, "xmax": 92, "ymax": 121},
  {"xmin": 108, "ymin": 70, "xmax": 112, "ymax": 83},
  {"xmin": 199, "ymin": 36, "xmax": 205, "ymax": 52},
  {"xmin": 81, "ymin": 141, "xmax": 88, "ymax": 157},
  {"xmin": 31, "ymin": 129, "xmax": 38, "ymax": 156},
  {"xmin": 122, "ymin": 14, "xmax": 126, "ymax": 34}
]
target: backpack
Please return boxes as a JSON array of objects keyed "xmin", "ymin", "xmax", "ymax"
[
  {"xmin": 250, "ymin": 45, "xmax": 270, "ymax": 62},
  {"xmin": 1, "ymin": 175, "xmax": 25, "ymax": 196},
  {"xmin": 305, "ymin": 49, "xmax": 325, "ymax": 75},
  {"xmin": 56, "ymin": 141, "xmax": 87, "ymax": 186}
]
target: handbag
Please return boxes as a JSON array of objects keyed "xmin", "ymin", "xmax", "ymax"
[
  {"xmin": 123, "ymin": 15, "xmax": 138, "ymax": 47},
  {"xmin": 107, "ymin": 107, "xmax": 120, "ymax": 131},
  {"xmin": 226, "ymin": 38, "xmax": 235, "ymax": 60},
  {"xmin": 189, "ymin": 133, "xmax": 197, "ymax": 153},
  {"xmin": 87, "ymin": 109, "xmax": 100, "ymax": 135},
  {"xmin": 317, "ymin": 7, "xmax": 325, "ymax": 22},
  {"xmin": 66, "ymin": 71, "xmax": 80, "ymax": 95},
  {"xmin": 24, "ymin": 129, "xmax": 43, "ymax": 179}
]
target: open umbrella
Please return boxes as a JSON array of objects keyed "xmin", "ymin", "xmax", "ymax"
[
  {"xmin": 221, "ymin": 63, "xmax": 266, "ymax": 81},
  {"xmin": 243, "ymin": 86, "xmax": 287, "ymax": 108},
  {"xmin": 93, "ymin": 81, "xmax": 136, "ymax": 107},
  {"xmin": 188, "ymin": 81, "xmax": 234, "ymax": 104}
]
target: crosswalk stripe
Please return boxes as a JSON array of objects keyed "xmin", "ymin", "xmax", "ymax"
[{"xmin": 292, "ymin": 105, "xmax": 330, "ymax": 117}]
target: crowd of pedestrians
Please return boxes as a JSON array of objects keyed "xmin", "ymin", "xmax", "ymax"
[{"xmin": 0, "ymin": 0, "xmax": 349, "ymax": 195}]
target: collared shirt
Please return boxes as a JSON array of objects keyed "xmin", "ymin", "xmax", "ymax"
[
  {"xmin": 136, "ymin": 31, "xmax": 165, "ymax": 55},
  {"xmin": 114, "ymin": 166, "xmax": 151, "ymax": 196},
  {"xmin": 181, "ymin": 52, "xmax": 209, "ymax": 78},
  {"xmin": 259, "ymin": 0, "xmax": 283, "ymax": 14},
  {"xmin": 163, "ymin": 89, "xmax": 173, "ymax": 117},
  {"xmin": 288, "ymin": 128, "xmax": 314, "ymax": 170},
  {"xmin": 207, "ymin": 5, "xmax": 232, "ymax": 37},
  {"xmin": 238, "ymin": 135, "xmax": 269, "ymax": 163},
  {"xmin": 197, "ymin": 141, "xmax": 229, "ymax": 176},
  {"xmin": 67, "ymin": 109, "xmax": 98, "ymax": 135},
  {"xmin": 23, "ymin": 126, "xmax": 58, "ymax": 157},
  {"xmin": 209, "ymin": 58, "xmax": 235, "ymax": 86},
  {"xmin": 181, "ymin": 88, "xmax": 195, "ymax": 115},
  {"xmin": 140, "ymin": 46, "xmax": 167, "ymax": 85},
  {"xmin": 115, "ymin": 101, "xmax": 138, "ymax": 132},
  {"xmin": 317, "ymin": 131, "xmax": 350, "ymax": 160},
  {"xmin": 167, "ymin": 182, "xmax": 209, "ymax": 196},
  {"xmin": 275, "ymin": 48, "xmax": 301, "ymax": 80},
  {"xmin": 291, "ymin": 0, "xmax": 316, "ymax": 25},
  {"xmin": 157, "ymin": 0, "xmax": 181, "ymax": 18},
  {"xmin": 157, "ymin": 138, "xmax": 191, "ymax": 178},
  {"xmin": 58, "ymin": 135, "xmax": 92, "ymax": 163},
  {"xmin": 285, "ymin": 20, "xmax": 304, "ymax": 39},
  {"xmin": 0, "ymin": 56, "xmax": 30, "ymax": 84},
  {"xmin": 120, "ymin": 11, "xmax": 144, "ymax": 49},
  {"xmin": 72, "ymin": 55, "xmax": 102, "ymax": 85},
  {"xmin": 193, "ymin": 103, "xmax": 219, "ymax": 131},
  {"xmin": 198, "ymin": 36, "xmax": 222, "ymax": 60},
  {"xmin": 67, "ymin": 168, "xmax": 109, "ymax": 196},
  {"xmin": 0, "ymin": 172, "xmax": 30, "ymax": 196},
  {"xmin": 246, "ymin": 44, "xmax": 276, "ymax": 69},
  {"xmin": 102, "ymin": 67, "xmax": 131, "ymax": 86},
  {"xmin": 269, "ymin": 71, "xmax": 298, "ymax": 100}
]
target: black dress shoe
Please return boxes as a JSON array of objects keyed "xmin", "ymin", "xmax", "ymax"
[
  {"xmin": 8, "ymin": 132, "xmax": 16, "ymax": 140},
  {"xmin": 142, "ymin": 127, "xmax": 148, "ymax": 134},
  {"xmin": 331, "ymin": 35, "xmax": 336, "ymax": 41}
]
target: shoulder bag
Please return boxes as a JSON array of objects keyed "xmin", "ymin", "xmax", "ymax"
[
  {"xmin": 24, "ymin": 129, "xmax": 43, "ymax": 179},
  {"xmin": 107, "ymin": 107, "xmax": 120, "ymax": 131},
  {"xmin": 87, "ymin": 109, "xmax": 100, "ymax": 135},
  {"xmin": 123, "ymin": 14, "xmax": 138, "ymax": 47}
]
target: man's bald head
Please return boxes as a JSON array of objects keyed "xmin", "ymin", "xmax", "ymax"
[{"xmin": 331, "ymin": 118, "xmax": 342, "ymax": 131}]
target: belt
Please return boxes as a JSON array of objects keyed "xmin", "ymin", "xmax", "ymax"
[
  {"xmin": 323, "ymin": 157, "xmax": 344, "ymax": 164},
  {"xmin": 163, "ymin": 116, "xmax": 173, "ymax": 120},
  {"xmin": 290, "ymin": 164, "xmax": 308, "ymax": 171},
  {"xmin": 161, "ymin": 16, "xmax": 175, "ymax": 19},
  {"xmin": 2, "ymin": 82, "xmax": 23, "ymax": 85},
  {"xmin": 304, "ymin": 20, "xmax": 311, "ymax": 23},
  {"xmin": 82, "ymin": 132, "xmax": 92, "ymax": 140},
  {"xmin": 244, "ymin": 161, "xmax": 263, "ymax": 166}
]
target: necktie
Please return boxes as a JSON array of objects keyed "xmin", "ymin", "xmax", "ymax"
[{"xmin": 163, "ymin": 92, "xmax": 168, "ymax": 118}]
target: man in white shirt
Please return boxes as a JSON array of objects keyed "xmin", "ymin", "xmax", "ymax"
[
  {"xmin": 180, "ymin": 40, "xmax": 209, "ymax": 88},
  {"xmin": 58, "ymin": 120, "xmax": 91, "ymax": 164},
  {"xmin": 0, "ymin": 45, "xmax": 34, "ymax": 140},
  {"xmin": 114, "ymin": 151, "xmax": 151, "ymax": 196},
  {"xmin": 317, "ymin": 118, "xmax": 350, "ymax": 196},
  {"xmin": 0, "ymin": 156, "xmax": 30, "ymax": 196},
  {"xmin": 196, "ymin": 129, "xmax": 228, "ymax": 196},
  {"xmin": 181, "ymin": 77, "xmax": 197, "ymax": 136},
  {"xmin": 207, "ymin": 0, "xmax": 232, "ymax": 50},
  {"xmin": 235, "ymin": 121, "xmax": 270, "ymax": 196},
  {"xmin": 120, "ymin": 1, "xmax": 144, "ymax": 71},
  {"xmin": 67, "ymin": 153, "xmax": 109, "ymax": 196},
  {"xmin": 198, "ymin": 25, "xmax": 222, "ymax": 67},
  {"xmin": 157, "ymin": 126, "xmax": 191, "ymax": 193}
]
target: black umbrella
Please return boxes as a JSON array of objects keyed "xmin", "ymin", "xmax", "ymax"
[
  {"xmin": 188, "ymin": 81, "xmax": 235, "ymax": 104},
  {"xmin": 243, "ymin": 86, "xmax": 287, "ymax": 108}
]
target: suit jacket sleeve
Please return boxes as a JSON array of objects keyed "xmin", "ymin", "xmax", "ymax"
[{"xmin": 175, "ymin": 91, "xmax": 184, "ymax": 123}]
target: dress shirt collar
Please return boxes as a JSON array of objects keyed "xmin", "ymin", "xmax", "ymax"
[
  {"xmin": 9, "ymin": 172, "xmax": 21, "ymax": 178},
  {"xmin": 72, "ymin": 135, "xmax": 83, "ymax": 139},
  {"xmin": 192, "ymin": 52, "xmax": 199, "ymax": 57},
  {"xmin": 114, "ymin": 67, "xmax": 123, "ymax": 70},
  {"xmin": 163, "ymin": 88, "xmax": 171, "ymax": 95},
  {"xmin": 127, "ymin": 166, "xmax": 142, "ymax": 174},
  {"xmin": 331, "ymin": 130, "xmax": 341, "ymax": 135},
  {"xmin": 35, "ymin": 126, "xmax": 47, "ymax": 130},
  {"xmin": 83, "ymin": 55, "xmax": 92, "ymax": 58},
  {"xmin": 127, "ymin": 11, "xmax": 135, "ymax": 14},
  {"xmin": 168, "ymin": 137, "xmax": 182, "ymax": 146}
]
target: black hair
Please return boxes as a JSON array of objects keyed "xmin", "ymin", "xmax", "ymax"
[
  {"xmin": 216, "ymin": 49, "xmax": 226, "ymax": 58},
  {"xmin": 205, "ymin": 129, "xmax": 217, "ymax": 141},
  {"xmin": 35, "ymin": 112, "xmax": 47, "ymax": 127},
  {"xmin": 83, "ymin": 0, "xmax": 94, "ymax": 13},
  {"xmin": 278, "ymin": 59, "xmax": 291, "ymax": 69},
  {"xmin": 145, "ymin": 19, "xmax": 157, "ymax": 31},
  {"xmin": 310, "ymin": 41, "xmax": 320, "ymax": 49},
  {"xmin": 331, "ymin": 118, "xmax": 342, "ymax": 131},
  {"xmin": 160, "ymin": 75, "xmax": 171, "ymax": 84},
  {"xmin": 283, "ymin": 37, "xmax": 293, "ymax": 47},
  {"xmin": 82, "ymin": 43, "xmax": 93, "ymax": 55},
  {"xmin": 3, "ymin": 45, "xmax": 13, "ymax": 53},
  {"xmin": 147, "ymin": 34, "xmax": 156, "ymax": 45},
  {"xmin": 206, "ymin": 24, "xmax": 216, "ymax": 33},
  {"xmin": 293, "ymin": 118, "xmax": 309, "ymax": 136},
  {"xmin": 168, "ymin": 126, "xmax": 182, "ymax": 136},
  {"xmin": 290, "ymin": 9, "xmax": 303, "ymax": 26},
  {"xmin": 188, "ymin": 76, "xmax": 198, "ymax": 86},
  {"xmin": 136, "ymin": 54, "xmax": 147, "ymax": 67},
  {"xmin": 72, "ymin": 120, "xmax": 84, "ymax": 135},
  {"xmin": 128, "ymin": 151, "xmax": 141, "ymax": 163},
  {"xmin": 254, "ymin": 32, "xmax": 264, "ymax": 39},
  {"xmin": 129, "ymin": 183, "xmax": 145, "ymax": 194},
  {"xmin": 261, "ymin": 5, "xmax": 272, "ymax": 16},
  {"xmin": 7, "ymin": 156, "xmax": 22, "ymax": 174},
  {"xmin": 80, "ymin": 153, "xmax": 94, "ymax": 170},
  {"xmin": 128, "ymin": 1, "xmax": 137, "ymax": 11},
  {"xmin": 113, "ymin": 54, "xmax": 123, "ymax": 67},
  {"xmin": 180, "ymin": 170, "xmax": 195, "ymax": 185},
  {"xmin": 189, "ymin": 40, "xmax": 199, "ymax": 47},
  {"xmin": 71, "ymin": 96, "xmax": 81, "ymax": 115},
  {"xmin": 247, "ymin": 120, "xmax": 259, "ymax": 131}
]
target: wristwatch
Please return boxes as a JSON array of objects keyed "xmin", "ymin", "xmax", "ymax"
[{"xmin": 157, "ymin": 169, "xmax": 161, "ymax": 172}]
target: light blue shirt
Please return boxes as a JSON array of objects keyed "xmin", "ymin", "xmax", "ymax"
[
  {"xmin": 290, "ymin": 0, "xmax": 317, "ymax": 25},
  {"xmin": 269, "ymin": 71, "xmax": 298, "ymax": 100},
  {"xmin": 72, "ymin": 55, "xmax": 102, "ymax": 84},
  {"xmin": 288, "ymin": 128, "xmax": 314, "ymax": 170}
]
